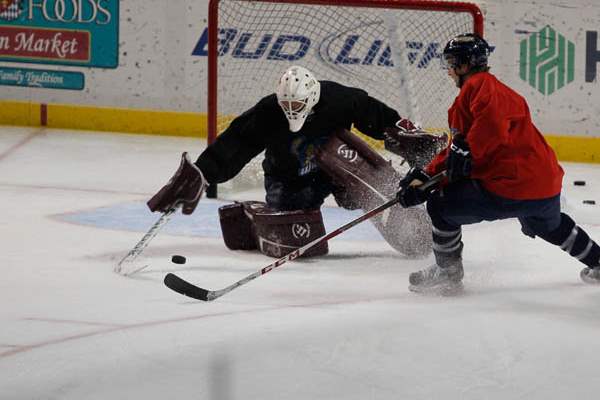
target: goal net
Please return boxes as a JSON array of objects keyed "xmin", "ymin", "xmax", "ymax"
[{"xmin": 207, "ymin": 0, "xmax": 484, "ymax": 196}]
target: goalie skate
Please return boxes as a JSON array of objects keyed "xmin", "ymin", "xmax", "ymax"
[{"xmin": 409, "ymin": 262, "xmax": 464, "ymax": 296}]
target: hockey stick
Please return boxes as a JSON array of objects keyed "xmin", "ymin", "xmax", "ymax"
[
  {"xmin": 115, "ymin": 206, "xmax": 179, "ymax": 275},
  {"xmin": 164, "ymin": 171, "xmax": 446, "ymax": 301}
]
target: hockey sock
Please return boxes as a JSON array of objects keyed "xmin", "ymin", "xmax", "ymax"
[
  {"xmin": 432, "ymin": 224, "xmax": 463, "ymax": 267},
  {"xmin": 539, "ymin": 213, "xmax": 600, "ymax": 268}
]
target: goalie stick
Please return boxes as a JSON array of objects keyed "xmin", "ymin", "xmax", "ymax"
[
  {"xmin": 164, "ymin": 171, "xmax": 446, "ymax": 301},
  {"xmin": 115, "ymin": 206, "xmax": 179, "ymax": 275}
]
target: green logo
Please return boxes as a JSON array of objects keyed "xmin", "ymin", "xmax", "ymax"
[{"xmin": 519, "ymin": 26, "xmax": 575, "ymax": 95}]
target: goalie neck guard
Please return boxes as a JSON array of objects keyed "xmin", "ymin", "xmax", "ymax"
[{"xmin": 276, "ymin": 66, "xmax": 321, "ymax": 132}]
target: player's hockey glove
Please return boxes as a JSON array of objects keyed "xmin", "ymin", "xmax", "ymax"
[
  {"xmin": 383, "ymin": 118, "xmax": 448, "ymax": 169},
  {"xmin": 446, "ymin": 134, "xmax": 472, "ymax": 183},
  {"xmin": 399, "ymin": 167, "xmax": 431, "ymax": 189},
  {"xmin": 396, "ymin": 168, "xmax": 433, "ymax": 208},
  {"xmin": 147, "ymin": 152, "xmax": 207, "ymax": 215}
]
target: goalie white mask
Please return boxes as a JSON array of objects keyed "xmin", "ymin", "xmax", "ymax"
[{"xmin": 276, "ymin": 66, "xmax": 321, "ymax": 132}]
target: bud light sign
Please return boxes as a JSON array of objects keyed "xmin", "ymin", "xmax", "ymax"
[
  {"xmin": 192, "ymin": 27, "xmax": 443, "ymax": 69},
  {"xmin": 0, "ymin": 0, "xmax": 118, "ymax": 68}
]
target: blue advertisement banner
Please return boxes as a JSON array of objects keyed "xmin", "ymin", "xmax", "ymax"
[
  {"xmin": 0, "ymin": 0, "xmax": 119, "ymax": 68},
  {"xmin": 0, "ymin": 66, "xmax": 84, "ymax": 89}
]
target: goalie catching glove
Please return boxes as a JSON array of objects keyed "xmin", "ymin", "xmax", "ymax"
[
  {"xmin": 147, "ymin": 152, "xmax": 207, "ymax": 215},
  {"xmin": 383, "ymin": 118, "xmax": 448, "ymax": 169}
]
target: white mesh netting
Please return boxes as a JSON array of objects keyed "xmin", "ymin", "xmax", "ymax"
[{"xmin": 210, "ymin": 0, "xmax": 482, "ymax": 194}]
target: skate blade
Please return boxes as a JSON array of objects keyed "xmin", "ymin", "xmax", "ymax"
[{"xmin": 409, "ymin": 281, "xmax": 464, "ymax": 297}]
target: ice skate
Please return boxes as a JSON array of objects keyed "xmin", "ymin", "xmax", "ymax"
[
  {"xmin": 409, "ymin": 262, "xmax": 464, "ymax": 295},
  {"xmin": 580, "ymin": 267, "xmax": 600, "ymax": 285}
]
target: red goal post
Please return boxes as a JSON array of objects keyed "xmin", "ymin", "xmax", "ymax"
[{"xmin": 205, "ymin": 0, "xmax": 483, "ymax": 197}]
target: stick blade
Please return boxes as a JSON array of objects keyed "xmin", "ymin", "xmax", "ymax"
[{"xmin": 164, "ymin": 273, "xmax": 210, "ymax": 301}]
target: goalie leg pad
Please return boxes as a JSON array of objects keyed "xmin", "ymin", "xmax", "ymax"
[
  {"xmin": 250, "ymin": 206, "xmax": 328, "ymax": 258},
  {"xmin": 219, "ymin": 202, "xmax": 328, "ymax": 258},
  {"xmin": 218, "ymin": 202, "xmax": 261, "ymax": 250},
  {"xmin": 316, "ymin": 128, "xmax": 400, "ymax": 210},
  {"xmin": 371, "ymin": 205, "xmax": 433, "ymax": 258},
  {"xmin": 316, "ymin": 129, "xmax": 432, "ymax": 257}
]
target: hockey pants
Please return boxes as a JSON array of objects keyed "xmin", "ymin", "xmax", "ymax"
[{"xmin": 426, "ymin": 179, "xmax": 600, "ymax": 269}]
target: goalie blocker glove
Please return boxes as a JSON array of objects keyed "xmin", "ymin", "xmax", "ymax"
[{"xmin": 147, "ymin": 152, "xmax": 207, "ymax": 215}]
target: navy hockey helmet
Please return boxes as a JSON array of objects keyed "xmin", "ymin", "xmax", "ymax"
[{"xmin": 441, "ymin": 33, "xmax": 490, "ymax": 70}]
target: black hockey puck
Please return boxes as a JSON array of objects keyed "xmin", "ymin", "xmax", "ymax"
[
  {"xmin": 573, "ymin": 180, "xmax": 586, "ymax": 186},
  {"xmin": 171, "ymin": 255, "xmax": 187, "ymax": 264},
  {"xmin": 583, "ymin": 200, "xmax": 596, "ymax": 205}
]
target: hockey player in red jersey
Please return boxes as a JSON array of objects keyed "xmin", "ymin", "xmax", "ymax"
[
  {"xmin": 148, "ymin": 65, "xmax": 446, "ymax": 258},
  {"xmin": 397, "ymin": 33, "xmax": 600, "ymax": 294}
]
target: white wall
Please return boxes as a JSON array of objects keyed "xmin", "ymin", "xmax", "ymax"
[
  {"xmin": 0, "ymin": 0, "xmax": 208, "ymax": 112},
  {"xmin": 484, "ymin": 0, "xmax": 600, "ymax": 136},
  {"xmin": 0, "ymin": 0, "xmax": 598, "ymax": 137}
]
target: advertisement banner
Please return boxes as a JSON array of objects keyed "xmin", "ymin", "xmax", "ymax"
[
  {"xmin": 0, "ymin": 0, "xmax": 118, "ymax": 68},
  {"xmin": 0, "ymin": 65, "xmax": 84, "ymax": 89}
]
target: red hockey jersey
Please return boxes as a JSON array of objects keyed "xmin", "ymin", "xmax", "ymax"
[{"xmin": 426, "ymin": 72, "xmax": 564, "ymax": 200}]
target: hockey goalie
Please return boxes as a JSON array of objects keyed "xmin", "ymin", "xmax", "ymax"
[{"xmin": 147, "ymin": 65, "xmax": 447, "ymax": 259}]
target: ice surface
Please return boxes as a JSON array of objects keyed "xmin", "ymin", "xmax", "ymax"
[{"xmin": 1, "ymin": 126, "xmax": 600, "ymax": 400}]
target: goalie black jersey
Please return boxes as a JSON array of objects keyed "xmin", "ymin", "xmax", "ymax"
[{"xmin": 195, "ymin": 81, "xmax": 400, "ymax": 184}]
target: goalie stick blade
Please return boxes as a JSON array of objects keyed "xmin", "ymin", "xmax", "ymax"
[{"xmin": 164, "ymin": 273, "xmax": 211, "ymax": 301}]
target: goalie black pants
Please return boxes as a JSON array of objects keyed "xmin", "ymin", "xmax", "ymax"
[{"xmin": 264, "ymin": 172, "xmax": 334, "ymax": 211}]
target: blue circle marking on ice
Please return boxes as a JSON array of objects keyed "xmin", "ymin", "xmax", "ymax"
[{"xmin": 58, "ymin": 199, "xmax": 384, "ymax": 242}]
